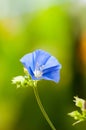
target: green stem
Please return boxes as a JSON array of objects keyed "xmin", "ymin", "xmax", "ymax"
[{"xmin": 33, "ymin": 86, "xmax": 56, "ymax": 130}]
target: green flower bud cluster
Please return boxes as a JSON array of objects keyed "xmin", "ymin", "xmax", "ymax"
[
  {"xmin": 68, "ymin": 96, "xmax": 86, "ymax": 125},
  {"xmin": 12, "ymin": 68, "xmax": 38, "ymax": 88}
]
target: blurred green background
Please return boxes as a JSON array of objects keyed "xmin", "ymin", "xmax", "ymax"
[{"xmin": 0, "ymin": 0, "xmax": 86, "ymax": 130}]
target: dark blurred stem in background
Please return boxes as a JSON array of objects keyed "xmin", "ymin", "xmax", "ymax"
[{"xmin": 73, "ymin": 30, "xmax": 86, "ymax": 98}]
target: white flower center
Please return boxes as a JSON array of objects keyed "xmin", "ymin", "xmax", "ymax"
[{"xmin": 34, "ymin": 70, "xmax": 42, "ymax": 78}]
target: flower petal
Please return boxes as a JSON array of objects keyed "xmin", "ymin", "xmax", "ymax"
[
  {"xmin": 42, "ymin": 70, "xmax": 60, "ymax": 83},
  {"xmin": 44, "ymin": 56, "xmax": 61, "ymax": 70},
  {"xmin": 43, "ymin": 65, "xmax": 61, "ymax": 74},
  {"xmin": 34, "ymin": 49, "xmax": 51, "ymax": 66},
  {"xmin": 20, "ymin": 53, "xmax": 35, "ymax": 74}
]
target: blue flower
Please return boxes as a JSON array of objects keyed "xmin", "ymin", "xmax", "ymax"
[{"xmin": 20, "ymin": 49, "xmax": 61, "ymax": 83}]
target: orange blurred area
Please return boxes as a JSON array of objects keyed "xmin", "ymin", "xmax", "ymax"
[{"xmin": 80, "ymin": 33, "xmax": 86, "ymax": 65}]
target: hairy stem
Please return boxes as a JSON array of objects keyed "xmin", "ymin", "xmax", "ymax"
[{"xmin": 33, "ymin": 86, "xmax": 56, "ymax": 130}]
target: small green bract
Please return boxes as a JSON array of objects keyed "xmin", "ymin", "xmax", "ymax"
[{"xmin": 68, "ymin": 96, "xmax": 86, "ymax": 125}]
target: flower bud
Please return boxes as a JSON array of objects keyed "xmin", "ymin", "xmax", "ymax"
[
  {"xmin": 74, "ymin": 96, "xmax": 85, "ymax": 111},
  {"xmin": 12, "ymin": 76, "xmax": 25, "ymax": 88}
]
